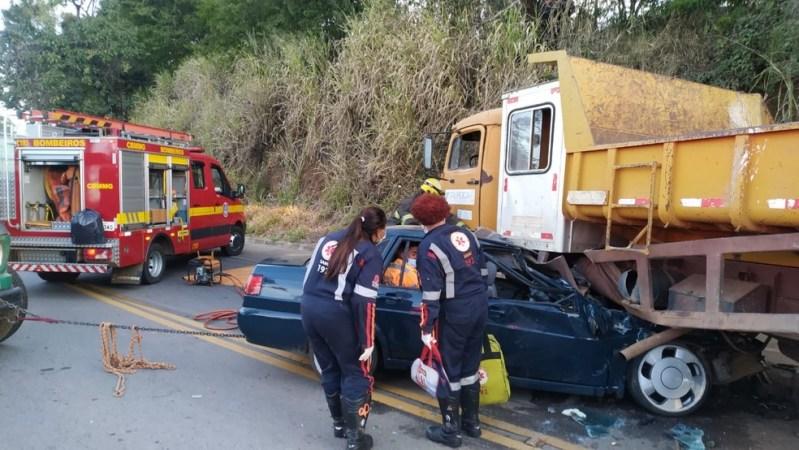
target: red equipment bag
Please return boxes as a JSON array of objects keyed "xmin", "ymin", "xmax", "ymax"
[{"xmin": 410, "ymin": 344, "xmax": 450, "ymax": 398}]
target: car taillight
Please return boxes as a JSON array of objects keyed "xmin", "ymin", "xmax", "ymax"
[
  {"xmin": 83, "ymin": 248, "xmax": 111, "ymax": 261},
  {"xmin": 244, "ymin": 274, "xmax": 263, "ymax": 295}
]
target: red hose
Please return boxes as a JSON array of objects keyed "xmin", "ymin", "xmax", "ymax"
[{"xmin": 193, "ymin": 309, "xmax": 238, "ymax": 331}]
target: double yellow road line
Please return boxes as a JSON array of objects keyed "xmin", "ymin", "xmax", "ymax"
[{"xmin": 70, "ymin": 284, "xmax": 583, "ymax": 450}]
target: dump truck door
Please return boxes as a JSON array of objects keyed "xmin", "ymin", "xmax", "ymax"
[
  {"xmin": 498, "ymin": 87, "xmax": 564, "ymax": 252},
  {"xmin": 443, "ymin": 125, "xmax": 484, "ymax": 228}
]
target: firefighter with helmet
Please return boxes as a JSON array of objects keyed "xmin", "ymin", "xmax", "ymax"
[
  {"xmin": 301, "ymin": 206, "xmax": 387, "ymax": 450},
  {"xmin": 410, "ymin": 193, "xmax": 488, "ymax": 448},
  {"xmin": 389, "ymin": 178, "xmax": 464, "ymax": 227}
]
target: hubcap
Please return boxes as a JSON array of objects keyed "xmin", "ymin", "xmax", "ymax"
[
  {"xmin": 636, "ymin": 344, "xmax": 707, "ymax": 413},
  {"xmin": 229, "ymin": 232, "xmax": 242, "ymax": 251},
  {"xmin": 148, "ymin": 250, "xmax": 163, "ymax": 277}
]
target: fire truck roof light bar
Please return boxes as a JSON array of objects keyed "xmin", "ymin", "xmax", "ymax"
[{"xmin": 26, "ymin": 109, "xmax": 193, "ymax": 144}]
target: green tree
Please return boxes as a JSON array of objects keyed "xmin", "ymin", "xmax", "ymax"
[{"xmin": 197, "ymin": 0, "xmax": 363, "ymax": 52}]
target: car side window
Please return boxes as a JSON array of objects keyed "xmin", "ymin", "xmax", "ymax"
[
  {"xmin": 383, "ymin": 239, "xmax": 420, "ymax": 290},
  {"xmin": 191, "ymin": 162, "xmax": 205, "ymax": 189}
]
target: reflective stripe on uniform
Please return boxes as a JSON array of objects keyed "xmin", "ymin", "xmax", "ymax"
[
  {"xmin": 353, "ymin": 284, "xmax": 378, "ymax": 299},
  {"xmin": 460, "ymin": 372, "xmax": 480, "ymax": 386},
  {"xmin": 334, "ymin": 250, "xmax": 359, "ymax": 301},
  {"xmin": 429, "ymin": 243, "xmax": 455, "ymax": 298},
  {"xmin": 480, "ymin": 268, "xmax": 488, "ymax": 276},
  {"xmin": 303, "ymin": 237, "xmax": 325, "ymax": 288},
  {"xmin": 422, "ymin": 290, "xmax": 441, "ymax": 301},
  {"xmin": 449, "ymin": 381, "xmax": 462, "ymax": 392}
]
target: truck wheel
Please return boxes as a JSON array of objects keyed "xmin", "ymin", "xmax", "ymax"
[
  {"xmin": 142, "ymin": 243, "xmax": 166, "ymax": 284},
  {"xmin": 37, "ymin": 272, "xmax": 80, "ymax": 283},
  {"xmin": 0, "ymin": 270, "xmax": 28, "ymax": 343},
  {"xmin": 628, "ymin": 342, "xmax": 711, "ymax": 416},
  {"xmin": 221, "ymin": 225, "xmax": 245, "ymax": 257}
]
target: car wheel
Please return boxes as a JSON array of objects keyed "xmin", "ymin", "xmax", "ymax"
[
  {"xmin": 141, "ymin": 243, "xmax": 166, "ymax": 284},
  {"xmin": 37, "ymin": 272, "xmax": 80, "ymax": 283},
  {"xmin": 0, "ymin": 269, "xmax": 28, "ymax": 343},
  {"xmin": 628, "ymin": 342, "xmax": 711, "ymax": 416},
  {"xmin": 221, "ymin": 226, "xmax": 245, "ymax": 257}
]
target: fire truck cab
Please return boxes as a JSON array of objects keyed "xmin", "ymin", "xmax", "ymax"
[{"xmin": 2, "ymin": 110, "xmax": 246, "ymax": 284}]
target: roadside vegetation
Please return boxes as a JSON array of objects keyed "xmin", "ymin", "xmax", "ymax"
[{"xmin": 2, "ymin": 1, "xmax": 797, "ymax": 241}]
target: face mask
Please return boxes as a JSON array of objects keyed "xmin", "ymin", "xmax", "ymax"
[
  {"xmin": 407, "ymin": 258, "xmax": 417, "ymax": 268},
  {"xmin": 422, "ymin": 226, "xmax": 429, "ymax": 234},
  {"xmin": 373, "ymin": 232, "xmax": 386, "ymax": 245}
]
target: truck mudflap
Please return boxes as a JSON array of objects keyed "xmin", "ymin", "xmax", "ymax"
[{"xmin": 10, "ymin": 262, "xmax": 110, "ymax": 273}]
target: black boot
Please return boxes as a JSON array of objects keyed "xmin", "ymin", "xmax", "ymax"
[
  {"xmin": 460, "ymin": 383, "xmax": 481, "ymax": 438},
  {"xmin": 343, "ymin": 396, "xmax": 373, "ymax": 450},
  {"xmin": 426, "ymin": 394, "xmax": 462, "ymax": 448},
  {"xmin": 325, "ymin": 392, "xmax": 346, "ymax": 438}
]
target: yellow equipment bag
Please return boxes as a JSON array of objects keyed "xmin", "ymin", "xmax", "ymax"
[{"xmin": 478, "ymin": 334, "xmax": 510, "ymax": 405}]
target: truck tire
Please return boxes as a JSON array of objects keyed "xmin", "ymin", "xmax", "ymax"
[
  {"xmin": 0, "ymin": 270, "xmax": 28, "ymax": 343},
  {"xmin": 221, "ymin": 225, "xmax": 245, "ymax": 257},
  {"xmin": 141, "ymin": 243, "xmax": 166, "ymax": 284},
  {"xmin": 628, "ymin": 342, "xmax": 711, "ymax": 416},
  {"xmin": 37, "ymin": 272, "xmax": 80, "ymax": 283}
]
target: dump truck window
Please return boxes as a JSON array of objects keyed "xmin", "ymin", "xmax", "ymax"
[
  {"xmin": 448, "ymin": 131, "xmax": 481, "ymax": 170},
  {"xmin": 507, "ymin": 107, "xmax": 552, "ymax": 173},
  {"xmin": 191, "ymin": 162, "xmax": 205, "ymax": 189}
]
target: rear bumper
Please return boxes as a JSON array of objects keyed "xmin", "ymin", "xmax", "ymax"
[{"xmin": 10, "ymin": 262, "xmax": 110, "ymax": 273}]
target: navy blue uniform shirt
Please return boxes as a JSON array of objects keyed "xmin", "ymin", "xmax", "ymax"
[
  {"xmin": 418, "ymin": 224, "xmax": 486, "ymax": 333},
  {"xmin": 302, "ymin": 229, "xmax": 382, "ymax": 349}
]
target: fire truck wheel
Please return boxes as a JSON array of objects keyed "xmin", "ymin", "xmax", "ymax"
[
  {"xmin": 221, "ymin": 225, "xmax": 245, "ymax": 257},
  {"xmin": 142, "ymin": 243, "xmax": 166, "ymax": 284},
  {"xmin": 0, "ymin": 270, "xmax": 27, "ymax": 343},
  {"xmin": 37, "ymin": 272, "xmax": 80, "ymax": 283}
]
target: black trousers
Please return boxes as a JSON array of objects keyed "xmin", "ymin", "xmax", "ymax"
[
  {"xmin": 438, "ymin": 294, "xmax": 488, "ymax": 397},
  {"xmin": 301, "ymin": 295, "xmax": 372, "ymax": 400}
]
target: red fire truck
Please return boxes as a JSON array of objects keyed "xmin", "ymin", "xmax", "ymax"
[{"xmin": 1, "ymin": 110, "xmax": 246, "ymax": 284}]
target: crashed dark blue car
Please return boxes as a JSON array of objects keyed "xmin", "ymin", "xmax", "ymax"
[{"xmin": 239, "ymin": 227, "xmax": 712, "ymax": 416}]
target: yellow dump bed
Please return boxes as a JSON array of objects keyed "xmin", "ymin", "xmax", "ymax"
[{"xmin": 531, "ymin": 52, "xmax": 799, "ymax": 235}]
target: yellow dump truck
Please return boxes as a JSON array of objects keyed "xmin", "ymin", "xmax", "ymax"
[{"xmin": 424, "ymin": 50, "xmax": 799, "ymax": 413}]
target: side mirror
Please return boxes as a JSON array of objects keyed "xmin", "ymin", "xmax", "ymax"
[
  {"xmin": 423, "ymin": 135, "xmax": 434, "ymax": 170},
  {"xmin": 236, "ymin": 184, "xmax": 246, "ymax": 198}
]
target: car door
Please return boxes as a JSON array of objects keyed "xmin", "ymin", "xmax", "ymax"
[
  {"xmin": 484, "ymin": 252, "xmax": 614, "ymax": 390},
  {"xmin": 375, "ymin": 238, "xmax": 425, "ymax": 363}
]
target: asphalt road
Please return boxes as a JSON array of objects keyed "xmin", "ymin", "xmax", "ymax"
[{"xmin": 2, "ymin": 241, "xmax": 797, "ymax": 450}]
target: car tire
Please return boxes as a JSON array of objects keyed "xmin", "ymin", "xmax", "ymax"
[
  {"xmin": 141, "ymin": 243, "xmax": 166, "ymax": 285},
  {"xmin": 221, "ymin": 226, "xmax": 245, "ymax": 257},
  {"xmin": 37, "ymin": 272, "xmax": 80, "ymax": 283},
  {"xmin": 628, "ymin": 342, "xmax": 711, "ymax": 416},
  {"xmin": 0, "ymin": 269, "xmax": 28, "ymax": 343}
]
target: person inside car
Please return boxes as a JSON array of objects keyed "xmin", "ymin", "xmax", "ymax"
[
  {"xmin": 383, "ymin": 245, "xmax": 420, "ymax": 289},
  {"xmin": 300, "ymin": 206, "xmax": 387, "ymax": 450}
]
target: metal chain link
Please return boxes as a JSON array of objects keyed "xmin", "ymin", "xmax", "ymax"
[{"xmin": 0, "ymin": 297, "xmax": 245, "ymax": 338}]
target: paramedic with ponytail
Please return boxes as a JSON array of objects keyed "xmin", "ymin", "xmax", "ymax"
[
  {"xmin": 411, "ymin": 194, "xmax": 488, "ymax": 448},
  {"xmin": 301, "ymin": 207, "xmax": 387, "ymax": 450}
]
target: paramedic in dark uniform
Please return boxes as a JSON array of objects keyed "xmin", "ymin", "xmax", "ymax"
[
  {"xmin": 301, "ymin": 206, "xmax": 387, "ymax": 450},
  {"xmin": 411, "ymin": 194, "xmax": 488, "ymax": 448},
  {"xmin": 388, "ymin": 177, "xmax": 466, "ymax": 227}
]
